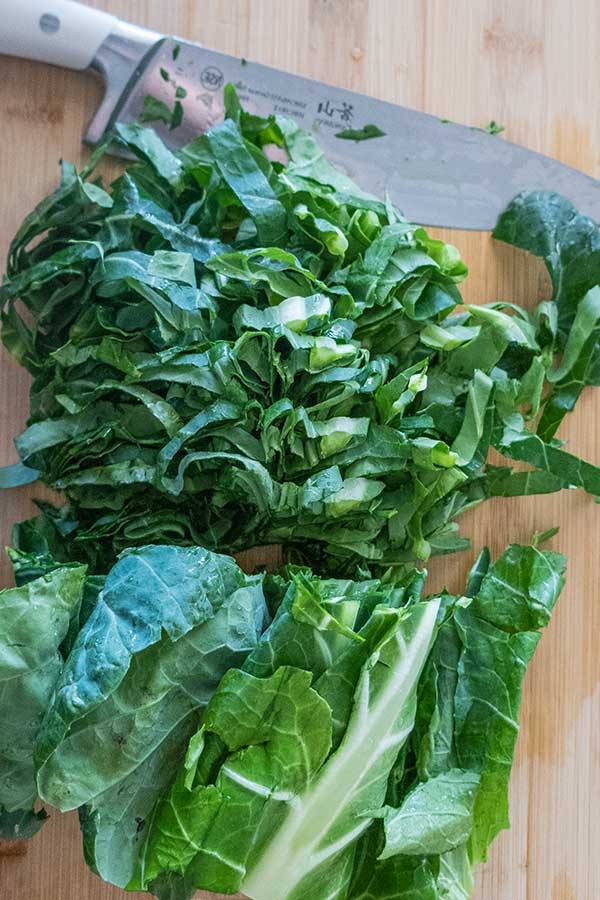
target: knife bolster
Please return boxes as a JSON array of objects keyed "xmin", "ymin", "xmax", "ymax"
[{"xmin": 86, "ymin": 19, "xmax": 162, "ymax": 146}]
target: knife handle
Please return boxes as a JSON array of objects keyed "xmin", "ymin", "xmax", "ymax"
[{"xmin": 0, "ymin": 0, "xmax": 117, "ymax": 70}]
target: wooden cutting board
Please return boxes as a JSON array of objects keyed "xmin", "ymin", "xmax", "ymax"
[{"xmin": 1, "ymin": 2, "xmax": 599, "ymax": 899}]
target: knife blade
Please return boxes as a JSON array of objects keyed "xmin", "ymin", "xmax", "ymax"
[{"xmin": 2, "ymin": 0, "xmax": 600, "ymax": 229}]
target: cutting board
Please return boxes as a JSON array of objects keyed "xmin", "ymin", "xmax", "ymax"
[{"xmin": 1, "ymin": 2, "xmax": 599, "ymax": 899}]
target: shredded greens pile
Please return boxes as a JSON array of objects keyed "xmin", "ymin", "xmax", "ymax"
[
  {"xmin": 2, "ymin": 88, "xmax": 600, "ymax": 576},
  {"xmin": 1, "ymin": 90, "xmax": 600, "ymax": 900}
]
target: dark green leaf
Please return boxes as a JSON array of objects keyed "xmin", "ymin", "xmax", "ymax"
[{"xmin": 335, "ymin": 124, "xmax": 386, "ymax": 142}]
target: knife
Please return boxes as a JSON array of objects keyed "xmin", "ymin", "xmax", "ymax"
[{"xmin": 1, "ymin": 0, "xmax": 599, "ymax": 230}]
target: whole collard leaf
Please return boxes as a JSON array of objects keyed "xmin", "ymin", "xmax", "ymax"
[
  {"xmin": 138, "ymin": 665, "xmax": 334, "ymax": 895},
  {"xmin": 242, "ymin": 603, "xmax": 440, "ymax": 900},
  {"xmin": 453, "ymin": 546, "xmax": 564, "ymax": 862},
  {"xmin": 35, "ymin": 544, "xmax": 267, "ymax": 889},
  {"xmin": 0, "ymin": 565, "xmax": 86, "ymax": 831},
  {"xmin": 135, "ymin": 570, "xmax": 439, "ymax": 900},
  {"xmin": 357, "ymin": 543, "xmax": 566, "ymax": 897}
]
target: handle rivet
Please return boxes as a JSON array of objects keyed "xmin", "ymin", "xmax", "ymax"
[{"xmin": 39, "ymin": 12, "xmax": 60, "ymax": 34}]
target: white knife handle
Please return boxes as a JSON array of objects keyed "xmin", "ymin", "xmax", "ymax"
[{"xmin": 0, "ymin": 0, "xmax": 117, "ymax": 70}]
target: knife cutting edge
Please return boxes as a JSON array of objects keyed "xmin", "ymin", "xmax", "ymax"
[{"xmin": 1, "ymin": 0, "xmax": 599, "ymax": 229}]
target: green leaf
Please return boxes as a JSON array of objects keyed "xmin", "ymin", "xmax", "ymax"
[
  {"xmin": 280, "ymin": 116, "xmax": 375, "ymax": 198},
  {"xmin": 115, "ymin": 123, "xmax": 183, "ymax": 186},
  {"xmin": 378, "ymin": 769, "xmax": 480, "ymax": 858},
  {"xmin": 0, "ymin": 462, "xmax": 40, "ymax": 488},
  {"xmin": 335, "ymin": 124, "xmax": 386, "ymax": 142},
  {"xmin": 436, "ymin": 845, "xmax": 475, "ymax": 900},
  {"xmin": 496, "ymin": 416, "xmax": 600, "ymax": 496},
  {"xmin": 538, "ymin": 286, "xmax": 600, "ymax": 439},
  {"xmin": 372, "ymin": 543, "xmax": 566, "ymax": 895},
  {"xmin": 234, "ymin": 293, "xmax": 332, "ymax": 333},
  {"xmin": 139, "ymin": 666, "xmax": 333, "ymax": 892},
  {"xmin": 35, "ymin": 544, "xmax": 267, "ymax": 888},
  {"xmin": 0, "ymin": 806, "xmax": 48, "ymax": 840},
  {"xmin": 206, "ymin": 118, "xmax": 287, "ymax": 245},
  {"xmin": 139, "ymin": 95, "xmax": 175, "ymax": 128},
  {"xmin": 139, "ymin": 578, "xmax": 440, "ymax": 899},
  {"xmin": 482, "ymin": 120, "xmax": 504, "ymax": 135},
  {"xmin": 148, "ymin": 250, "xmax": 197, "ymax": 287},
  {"xmin": 350, "ymin": 853, "xmax": 439, "ymax": 900},
  {"xmin": 0, "ymin": 566, "xmax": 86, "ymax": 813},
  {"xmin": 547, "ymin": 286, "xmax": 600, "ymax": 382},
  {"xmin": 451, "ymin": 370, "xmax": 494, "ymax": 466},
  {"xmin": 494, "ymin": 191, "xmax": 600, "ymax": 337},
  {"xmin": 454, "ymin": 545, "xmax": 565, "ymax": 861}
]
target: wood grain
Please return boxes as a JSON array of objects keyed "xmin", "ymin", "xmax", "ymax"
[{"xmin": 1, "ymin": 2, "xmax": 599, "ymax": 899}]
